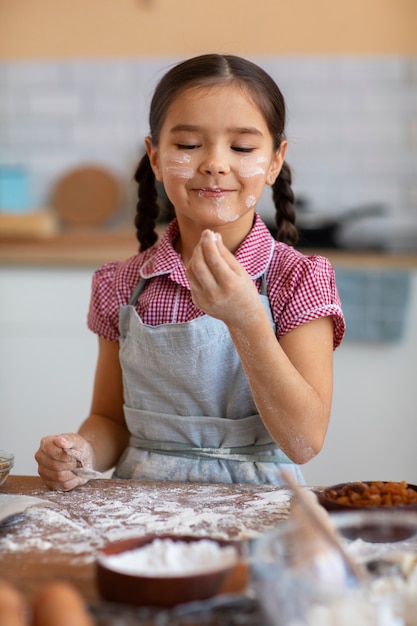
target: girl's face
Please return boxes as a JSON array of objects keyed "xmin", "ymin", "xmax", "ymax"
[{"xmin": 146, "ymin": 84, "xmax": 287, "ymax": 234}]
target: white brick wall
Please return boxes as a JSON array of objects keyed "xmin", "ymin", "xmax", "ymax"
[{"xmin": 0, "ymin": 56, "xmax": 416, "ymax": 229}]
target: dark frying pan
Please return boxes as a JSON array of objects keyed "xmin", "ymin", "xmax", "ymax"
[{"xmin": 294, "ymin": 203, "xmax": 385, "ymax": 248}]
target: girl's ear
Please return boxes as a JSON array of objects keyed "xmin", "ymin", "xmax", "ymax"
[
  {"xmin": 145, "ymin": 136, "xmax": 163, "ymax": 182},
  {"xmin": 266, "ymin": 140, "xmax": 288, "ymax": 186}
]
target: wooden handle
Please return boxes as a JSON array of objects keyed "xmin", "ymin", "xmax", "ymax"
[{"xmin": 280, "ymin": 469, "xmax": 369, "ymax": 582}]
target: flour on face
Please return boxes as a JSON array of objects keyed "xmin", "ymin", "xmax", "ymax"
[
  {"xmin": 245, "ymin": 195, "xmax": 257, "ymax": 208},
  {"xmin": 238, "ymin": 155, "xmax": 268, "ymax": 178},
  {"xmin": 206, "ymin": 196, "xmax": 240, "ymax": 222},
  {"xmin": 162, "ymin": 151, "xmax": 194, "ymax": 179}
]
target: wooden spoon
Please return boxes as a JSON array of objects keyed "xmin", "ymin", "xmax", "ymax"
[{"xmin": 280, "ymin": 469, "xmax": 369, "ymax": 583}]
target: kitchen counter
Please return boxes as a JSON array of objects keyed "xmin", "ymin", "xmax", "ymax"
[
  {"xmin": 0, "ymin": 227, "xmax": 140, "ymax": 267},
  {"xmin": 1, "ymin": 227, "xmax": 417, "ymax": 268}
]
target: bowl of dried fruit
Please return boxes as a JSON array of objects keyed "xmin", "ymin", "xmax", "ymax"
[
  {"xmin": 318, "ymin": 481, "xmax": 417, "ymax": 513},
  {"xmin": 316, "ymin": 482, "xmax": 417, "ymax": 542}
]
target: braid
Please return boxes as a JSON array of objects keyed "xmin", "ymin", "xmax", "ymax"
[
  {"xmin": 272, "ymin": 161, "xmax": 299, "ymax": 246},
  {"xmin": 133, "ymin": 154, "xmax": 160, "ymax": 251}
]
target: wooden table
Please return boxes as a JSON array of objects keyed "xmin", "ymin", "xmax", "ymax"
[{"xmin": 0, "ymin": 475, "xmax": 292, "ymax": 625}]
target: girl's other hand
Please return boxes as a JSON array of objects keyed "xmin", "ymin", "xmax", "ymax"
[
  {"xmin": 186, "ymin": 229, "xmax": 262, "ymax": 326},
  {"xmin": 34, "ymin": 433, "xmax": 95, "ymax": 491}
]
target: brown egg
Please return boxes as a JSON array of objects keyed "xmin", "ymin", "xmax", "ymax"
[
  {"xmin": 32, "ymin": 582, "xmax": 94, "ymax": 626},
  {"xmin": 0, "ymin": 581, "xmax": 26, "ymax": 626}
]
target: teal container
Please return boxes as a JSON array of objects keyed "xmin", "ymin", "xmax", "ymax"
[{"xmin": 0, "ymin": 165, "xmax": 30, "ymax": 212}]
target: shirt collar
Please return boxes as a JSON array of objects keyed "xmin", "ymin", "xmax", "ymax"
[
  {"xmin": 235, "ymin": 214, "xmax": 275, "ymax": 279},
  {"xmin": 140, "ymin": 219, "xmax": 184, "ymax": 281},
  {"xmin": 140, "ymin": 214, "xmax": 275, "ymax": 286}
]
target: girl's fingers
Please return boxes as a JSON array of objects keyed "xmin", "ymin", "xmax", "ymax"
[
  {"xmin": 36, "ymin": 463, "xmax": 86, "ymax": 491},
  {"xmin": 186, "ymin": 235, "xmax": 218, "ymax": 290},
  {"xmin": 35, "ymin": 434, "xmax": 92, "ymax": 491},
  {"xmin": 52, "ymin": 434, "xmax": 94, "ymax": 469},
  {"xmin": 54, "ymin": 434, "xmax": 85, "ymax": 459},
  {"xmin": 187, "ymin": 230, "xmax": 259, "ymax": 320},
  {"xmin": 188, "ymin": 230, "xmax": 236, "ymax": 287},
  {"xmin": 200, "ymin": 230, "xmax": 245, "ymax": 280}
]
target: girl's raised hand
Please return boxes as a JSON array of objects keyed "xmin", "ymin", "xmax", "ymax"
[
  {"xmin": 34, "ymin": 433, "xmax": 95, "ymax": 491},
  {"xmin": 186, "ymin": 230, "xmax": 263, "ymax": 326}
]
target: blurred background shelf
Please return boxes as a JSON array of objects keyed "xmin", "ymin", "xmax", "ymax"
[
  {"xmin": 1, "ymin": 230, "xmax": 416, "ymax": 268},
  {"xmin": 0, "ymin": 226, "xmax": 139, "ymax": 267}
]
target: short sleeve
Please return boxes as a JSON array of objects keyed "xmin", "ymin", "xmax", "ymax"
[
  {"xmin": 87, "ymin": 262, "xmax": 123, "ymax": 342},
  {"xmin": 271, "ymin": 253, "xmax": 346, "ymax": 349}
]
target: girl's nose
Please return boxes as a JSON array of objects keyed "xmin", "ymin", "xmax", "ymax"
[{"xmin": 200, "ymin": 149, "xmax": 230, "ymax": 176}]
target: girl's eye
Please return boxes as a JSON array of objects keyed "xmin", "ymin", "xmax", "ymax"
[
  {"xmin": 176, "ymin": 144, "xmax": 200, "ymax": 150},
  {"xmin": 232, "ymin": 146, "xmax": 255, "ymax": 153}
]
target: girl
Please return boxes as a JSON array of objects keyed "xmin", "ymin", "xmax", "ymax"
[{"xmin": 35, "ymin": 54, "xmax": 345, "ymax": 490}]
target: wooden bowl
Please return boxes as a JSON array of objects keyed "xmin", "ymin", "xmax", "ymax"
[
  {"xmin": 318, "ymin": 482, "xmax": 417, "ymax": 542},
  {"xmin": 318, "ymin": 481, "xmax": 417, "ymax": 512},
  {"xmin": 95, "ymin": 535, "xmax": 241, "ymax": 608}
]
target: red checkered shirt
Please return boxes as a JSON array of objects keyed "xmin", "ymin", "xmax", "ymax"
[{"xmin": 87, "ymin": 214, "xmax": 345, "ymax": 348}]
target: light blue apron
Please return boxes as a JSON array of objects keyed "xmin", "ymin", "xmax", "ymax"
[{"xmin": 115, "ymin": 275, "xmax": 304, "ymax": 484}]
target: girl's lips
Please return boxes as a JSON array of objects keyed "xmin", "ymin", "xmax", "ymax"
[{"xmin": 194, "ymin": 187, "xmax": 233, "ymax": 198}]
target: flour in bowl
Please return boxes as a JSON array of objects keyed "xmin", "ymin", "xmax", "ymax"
[{"xmin": 101, "ymin": 538, "xmax": 238, "ymax": 576}]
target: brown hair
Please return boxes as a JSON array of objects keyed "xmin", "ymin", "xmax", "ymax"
[{"xmin": 134, "ymin": 54, "xmax": 298, "ymax": 250}]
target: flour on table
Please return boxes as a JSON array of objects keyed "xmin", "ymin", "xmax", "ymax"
[
  {"xmin": 0, "ymin": 482, "xmax": 292, "ymax": 564},
  {"xmin": 255, "ymin": 489, "xmax": 291, "ymax": 503}
]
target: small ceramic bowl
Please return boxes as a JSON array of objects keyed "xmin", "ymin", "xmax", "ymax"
[
  {"xmin": 318, "ymin": 481, "xmax": 417, "ymax": 513},
  {"xmin": 96, "ymin": 534, "xmax": 241, "ymax": 608},
  {"xmin": 0, "ymin": 450, "xmax": 14, "ymax": 487}
]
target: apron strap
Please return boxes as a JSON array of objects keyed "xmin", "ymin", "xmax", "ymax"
[
  {"xmin": 130, "ymin": 436, "xmax": 293, "ymax": 464},
  {"xmin": 260, "ymin": 272, "xmax": 268, "ymax": 297},
  {"xmin": 129, "ymin": 278, "xmax": 148, "ymax": 306}
]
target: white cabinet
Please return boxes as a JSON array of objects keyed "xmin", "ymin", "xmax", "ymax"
[
  {"xmin": 1, "ymin": 266, "xmax": 417, "ymax": 484},
  {"xmin": 304, "ymin": 271, "xmax": 417, "ymax": 486},
  {"xmin": 0, "ymin": 267, "xmax": 97, "ymax": 475}
]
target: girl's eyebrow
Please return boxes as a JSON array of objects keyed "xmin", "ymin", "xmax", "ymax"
[{"xmin": 169, "ymin": 124, "xmax": 264, "ymax": 137}]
